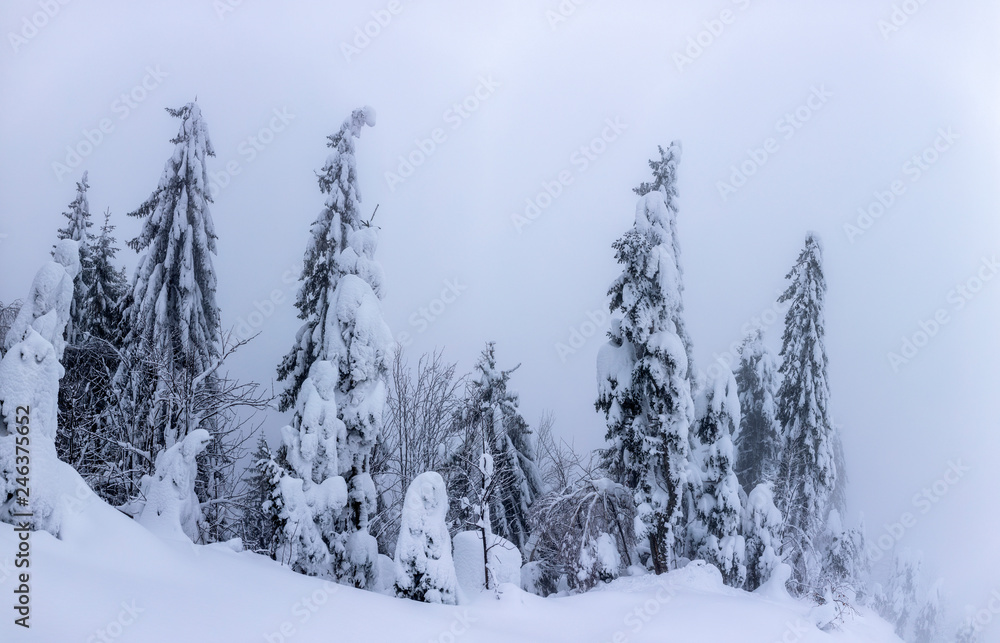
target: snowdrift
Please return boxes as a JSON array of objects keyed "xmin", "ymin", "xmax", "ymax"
[{"xmin": 0, "ymin": 496, "xmax": 904, "ymax": 643}]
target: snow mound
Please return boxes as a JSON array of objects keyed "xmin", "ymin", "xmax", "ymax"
[{"xmin": 755, "ymin": 562, "xmax": 793, "ymax": 601}]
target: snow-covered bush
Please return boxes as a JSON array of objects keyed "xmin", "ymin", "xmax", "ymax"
[
  {"xmin": 528, "ymin": 476, "xmax": 636, "ymax": 595},
  {"xmin": 578, "ymin": 532, "xmax": 621, "ymax": 586},
  {"xmin": 393, "ymin": 471, "xmax": 457, "ymax": 604},
  {"xmin": 135, "ymin": 429, "xmax": 212, "ymax": 541},
  {"xmin": 819, "ymin": 509, "xmax": 870, "ymax": 603}
]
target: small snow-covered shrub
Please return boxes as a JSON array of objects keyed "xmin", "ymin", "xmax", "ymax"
[
  {"xmin": 135, "ymin": 429, "xmax": 213, "ymax": 541},
  {"xmin": 393, "ymin": 471, "xmax": 457, "ymax": 604},
  {"xmin": 528, "ymin": 476, "xmax": 636, "ymax": 595}
]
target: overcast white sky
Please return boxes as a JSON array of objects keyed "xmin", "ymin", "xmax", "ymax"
[{"xmin": 1, "ymin": 0, "xmax": 997, "ymax": 625}]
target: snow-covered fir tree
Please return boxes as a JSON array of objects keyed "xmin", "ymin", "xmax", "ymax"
[
  {"xmin": 240, "ymin": 435, "xmax": 281, "ymax": 555},
  {"xmin": 275, "ymin": 106, "xmax": 391, "ymax": 588},
  {"xmin": 687, "ymin": 369, "xmax": 745, "ymax": 587},
  {"xmin": 733, "ymin": 328, "xmax": 782, "ymax": 494},
  {"xmin": 953, "ymin": 614, "xmax": 980, "ymax": 643},
  {"xmin": 596, "ymin": 190, "xmax": 695, "ymax": 574},
  {"xmin": 449, "ymin": 343, "xmax": 543, "ymax": 552},
  {"xmin": 741, "ymin": 482, "xmax": 783, "ymax": 591},
  {"xmin": 632, "ymin": 142, "xmax": 694, "ymax": 379},
  {"xmin": 115, "ymin": 101, "xmax": 222, "ymax": 468},
  {"xmin": 873, "ymin": 549, "xmax": 924, "ymax": 638},
  {"xmin": 56, "ymin": 171, "xmax": 93, "ymax": 345},
  {"xmin": 271, "ymin": 360, "xmax": 351, "ymax": 577},
  {"xmin": 881, "ymin": 550, "xmax": 922, "ymax": 639},
  {"xmin": 912, "ymin": 579, "xmax": 943, "ymax": 643},
  {"xmin": 819, "ymin": 509, "xmax": 870, "ymax": 601},
  {"xmin": 84, "ymin": 209, "xmax": 127, "ymax": 342},
  {"xmin": 773, "ymin": 232, "xmax": 839, "ymax": 589},
  {"xmin": 393, "ymin": 471, "xmax": 458, "ymax": 605},
  {"xmin": 276, "ymin": 106, "xmax": 379, "ymax": 412},
  {"xmin": 56, "ymin": 208, "xmax": 127, "ymax": 502}
]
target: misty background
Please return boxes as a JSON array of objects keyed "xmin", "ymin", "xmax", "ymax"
[{"xmin": 1, "ymin": 0, "xmax": 997, "ymax": 623}]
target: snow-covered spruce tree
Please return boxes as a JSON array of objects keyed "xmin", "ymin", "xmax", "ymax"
[
  {"xmin": 115, "ymin": 101, "xmax": 222, "ymax": 489},
  {"xmin": 56, "ymin": 171, "xmax": 93, "ymax": 345},
  {"xmin": 912, "ymin": 579, "xmax": 943, "ymax": 643},
  {"xmin": 596, "ymin": 191, "xmax": 695, "ymax": 574},
  {"xmin": 773, "ymin": 232, "xmax": 839, "ymax": 589},
  {"xmin": 56, "ymin": 208, "xmax": 128, "ymax": 502},
  {"xmin": 84, "ymin": 209, "xmax": 127, "ymax": 343},
  {"xmin": 276, "ymin": 105, "xmax": 378, "ymax": 412},
  {"xmin": 632, "ymin": 142, "xmax": 694, "ymax": 379},
  {"xmin": 271, "ymin": 360, "xmax": 350, "ymax": 576},
  {"xmin": 733, "ymin": 329, "xmax": 782, "ymax": 494},
  {"xmin": 819, "ymin": 509, "xmax": 870, "ymax": 603},
  {"xmin": 275, "ymin": 106, "xmax": 390, "ymax": 588},
  {"xmin": 880, "ymin": 549, "xmax": 922, "ymax": 639},
  {"xmin": 239, "ymin": 434, "xmax": 282, "ymax": 555},
  {"xmin": 393, "ymin": 471, "xmax": 458, "ymax": 605},
  {"xmin": 741, "ymin": 482, "xmax": 783, "ymax": 591},
  {"xmin": 953, "ymin": 613, "xmax": 980, "ymax": 643},
  {"xmin": 448, "ymin": 343, "xmax": 543, "ymax": 553},
  {"xmin": 687, "ymin": 370, "xmax": 745, "ymax": 587}
]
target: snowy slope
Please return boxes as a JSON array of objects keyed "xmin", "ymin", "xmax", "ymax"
[{"xmin": 0, "ymin": 498, "xmax": 903, "ymax": 643}]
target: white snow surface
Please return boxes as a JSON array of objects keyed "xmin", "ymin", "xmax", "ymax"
[{"xmin": 0, "ymin": 501, "xmax": 905, "ymax": 642}]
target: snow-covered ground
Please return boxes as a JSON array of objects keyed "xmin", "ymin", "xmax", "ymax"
[{"xmin": 0, "ymin": 496, "xmax": 903, "ymax": 643}]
